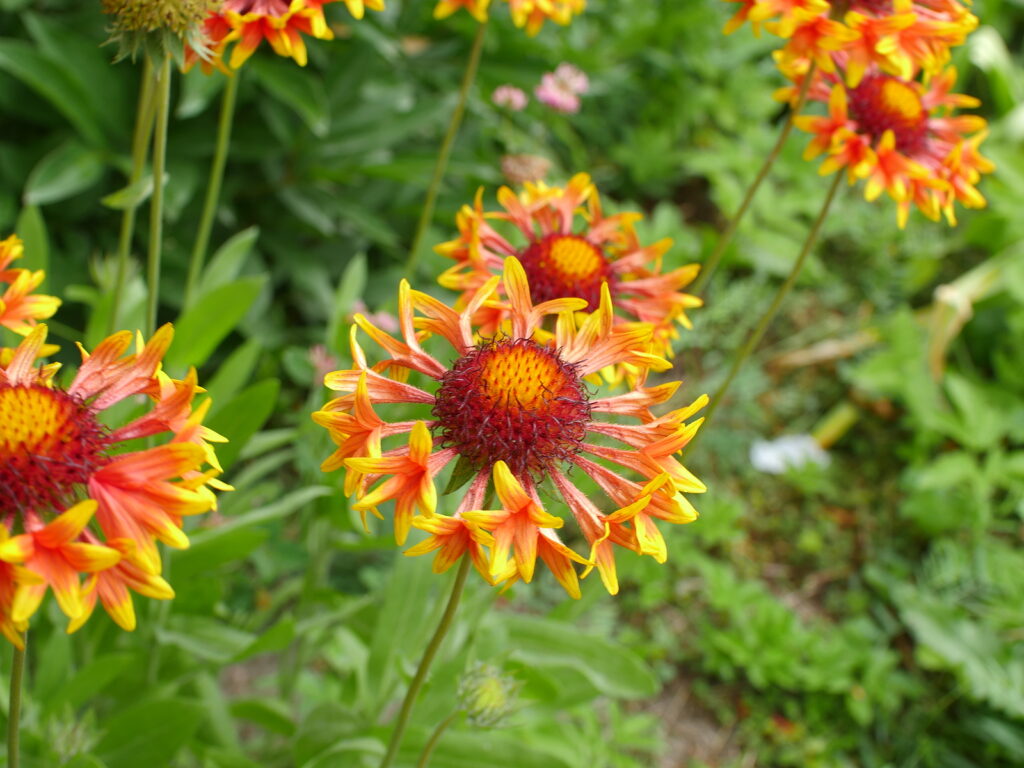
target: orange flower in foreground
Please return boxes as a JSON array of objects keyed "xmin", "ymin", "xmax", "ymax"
[
  {"xmin": 186, "ymin": 0, "xmax": 383, "ymax": 71},
  {"xmin": 437, "ymin": 173, "xmax": 702, "ymax": 369},
  {"xmin": 0, "ymin": 324, "xmax": 227, "ymax": 644},
  {"xmin": 314, "ymin": 258, "xmax": 706, "ymax": 597},
  {"xmin": 794, "ymin": 66, "xmax": 992, "ymax": 226},
  {"xmin": 434, "ymin": 0, "xmax": 585, "ymax": 34}
]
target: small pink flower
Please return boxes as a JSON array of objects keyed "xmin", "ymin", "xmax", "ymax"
[
  {"xmin": 534, "ymin": 63, "xmax": 589, "ymax": 114},
  {"xmin": 351, "ymin": 299, "xmax": 399, "ymax": 334},
  {"xmin": 492, "ymin": 85, "xmax": 528, "ymax": 111},
  {"xmin": 310, "ymin": 345, "xmax": 339, "ymax": 384},
  {"xmin": 553, "ymin": 63, "xmax": 589, "ymax": 95}
]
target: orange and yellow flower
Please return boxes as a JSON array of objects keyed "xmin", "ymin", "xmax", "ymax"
[
  {"xmin": 723, "ymin": 0, "xmax": 977, "ymax": 86},
  {"xmin": 313, "ymin": 258, "xmax": 706, "ymax": 597},
  {"xmin": 0, "ymin": 324, "xmax": 226, "ymax": 643},
  {"xmin": 0, "ymin": 234, "xmax": 60, "ymax": 338},
  {"xmin": 794, "ymin": 66, "xmax": 992, "ymax": 226},
  {"xmin": 437, "ymin": 173, "xmax": 702, "ymax": 367},
  {"xmin": 434, "ymin": 0, "xmax": 585, "ymax": 35},
  {"xmin": 186, "ymin": 0, "xmax": 384, "ymax": 71}
]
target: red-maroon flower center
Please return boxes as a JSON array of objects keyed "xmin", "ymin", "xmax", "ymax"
[
  {"xmin": 0, "ymin": 384, "xmax": 110, "ymax": 518},
  {"xmin": 849, "ymin": 74, "xmax": 928, "ymax": 154},
  {"xmin": 223, "ymin": 0, "xmax": 290, "ymax": 15},
  {"xmin": 432, "ymin": 338, "xmax": 591, "ymax": 477},
  {"xmin": 519, "ymin": 234, "xmax": 613, "ymax": 310},
  {"xmin": 849, "ymin": 0, "xmax": 893, "ymax": 15}
]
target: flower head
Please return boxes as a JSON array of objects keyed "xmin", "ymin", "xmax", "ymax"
[
  {"xmin": 434, "ymin": 0, "xmax": 586, "ymax": 35},
  {"xmin": 492, "ymin": 84, "xmax": 529, "ymax": 111},
  {"xmin": 436, "ymin": 173, "xmax": 702, "ymax": 365},
  {"xmin": 185, "ymin": 0, "xmax": 384, "ymax": 71},
  {"xmin": 0, "ymin": 324, "xmax": 226, "ymax": 641},
  {"xmin": 724, "ymin": 0, "xmax": 977, "ymax": 86},
  {"xmin": 535, "ymin": 63, "xmax": 589, "ymax": 113},
  {"xmin": 103, "ymin": 0, "xmax": 218, "ymax": 61},
  {"xmin": 0, "ymin": 234, "xmax": 60, "ymax": 342},
  {"xmin": 314, "ymin": 259, "xmax": 706, "ymax": 597},
  {"xmin": 794, "ymin": 66, "xmax": 992, "ymax": 226}
]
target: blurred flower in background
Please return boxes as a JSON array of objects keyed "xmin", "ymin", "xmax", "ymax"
[
  {"xmin": 535, "ymin": 62, "xmax": 589, "ymax": 113},
  {"xmin": 492, "ymin": 84, "xmax": 529, "ymax": 111}
]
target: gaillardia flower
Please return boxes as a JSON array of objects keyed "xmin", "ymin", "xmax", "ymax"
[
  {"xmin": 723, "ymin": 0, "xmax": 977, "ymax": 86},
  {"xmin": 0, "ymin": 324, "xmax": 227, "ymax": 644},
  {"xmin": 434, "ymin": 0, "xmax": 586, "ymax": 35},
  {"xmin": 437, "ymin": 173, "xmax": 702, "ymax": 364},
  {"xmin": 187, "ymin": 0, "xmax": 384, "ymax": 71},
  {"xmin": 794, "ymin": 66, "xmax": 992, "ymax": 226},
  {"xmin": 314, "ymin": 258, "xmax": 707, "ymax": 597},
  {"xmin": 0, "ymin": 234, "xmax": 60, "ymax": 339}
]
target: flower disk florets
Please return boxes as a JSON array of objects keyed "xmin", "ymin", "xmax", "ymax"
[
  {"xmin": 433, "ymin": 338, "xmax": 591, "ymax": 477},
  {"xmin": 0, "ymin": 385, "xmax": 110, "ymax": 516},
  {"xmin": 848, "ymin": 74, "xmax": 927, "ymax": 153},
  {"xmin": 519, "ymin": 234, "xmax": 612, "ymax": 309}
]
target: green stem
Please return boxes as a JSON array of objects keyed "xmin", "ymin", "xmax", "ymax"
[
  {"xmin": 146, "ymin": 55, "xmax": 172, "ymax": 337},
  {"xmin": 691, "ymin": 61, "xmax": 818, "ymax": 296},
  {"xmin": 110, "ymin": 56, "xmax": 157, "ymax": 333},
  {"xmin": 184, "ymin": 71, "xmax": 240, "ymax": 309},
  {"xmin": 687, "ymin": 172, "xmax": 843, "ymax": 453},
  {"xmin": 7, "ymin": 639, "xmax": 26, "ymax": 768},
  {"xmin": 378, "ymin": 556, "xmax": 472, "ymax": 768},
  {"xmin": 404, "ymin": 19, "xmax": 488, "ymax": 279},
  {"xmin": 415, "ymin": 711, "xmax": 458, "ymax": 768}
]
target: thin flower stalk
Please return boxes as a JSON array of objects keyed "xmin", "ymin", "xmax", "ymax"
[
  {"xmin": 405, "ymin": 18, "xmax": 489, "ymax": 279},
  {"xmin": 378, "ymin": 556, "xmax": 472, "ymax": 768},
  {"xmin": 686, "ymin": 172, "xmax": 844, "ymax": 455},
  {"xmin": 7, "ymin": 640, "xmax": 24, "ymax": 768},
  {"xmin": 111, "ymin": 56, "xmax": 157, "ymax": 333},
  {"xmin": 146, "ymin": 55, "xmax": 171, "ymax": 336},
  {"xmin": 184, "ymin": 71, "xmax": 240, "ymax": 309}
]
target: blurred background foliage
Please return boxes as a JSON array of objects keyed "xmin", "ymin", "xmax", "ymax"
[{"xmin": 0, "ymin": 0, "xmax": 1023, "ymax": 766}]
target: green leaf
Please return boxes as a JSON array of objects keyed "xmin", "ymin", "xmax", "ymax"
[
  {"xmin": 230, "ymin": 698, "xmax": 296, "ymax": 737},
  {"xmin": 44, "ymin": 653, "xmax": 139, "ymax": 714},
  {"xmin": 251, "ymin": 57, "xmax": 329, "ymax": 136},
  {"xmin": 233, "ymin": 619, "xmax": 295, "ymax": 662},
  {"xmin": 95, "ymin": 699, "xmax": 204, "ymax": 768},
  {"xmin": 501, "ymin": 614, "xmax": 660, "ymax": 699},
  {"xmin": 63, "ymin": 756, "xmax": 108, "ymax": 768},
  {"xmin": 156, "ymin": 617, "xmax": 255, "ymax": 664},
  {"xmin": 14, "ymin": 205, "xmax": 48, "ymax": 276},
  {"xmin": 442, "ymin": 455, "xmax": 477, "ymax": 496},
  {"xmin": 23, "ymin": 139, "xmax": 105, "ymax": 206},
  {"xmin": 101, "ymin": 174, "xmax": 156, "ymax": 210},
  {"xmin": 206, "ymin": 338, "xmax": 263, "ymax": 414},
  {"xmin": 206, "ymin": 378, "xmax": 281, "ymax": 469},
  {"xmin": 0, "ymin": 39, "xmax": 105, "ymax": 145},
  {"xmin": 165, "ymin": 275, "xmax": 266, "ymax": 370},
  {"xmin": 201, "ymin": 226, "xmax": 260, "ymax": 299},
  {"xmin": 327, "ymin": 253, "xmax": 366, "ymax": 349}
]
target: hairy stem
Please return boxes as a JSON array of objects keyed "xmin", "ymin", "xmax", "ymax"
[
  {"xmin": 687, "ymin": 172, "xmax": 843, "ymax": 454},
  {"xmin": 110, "ymin": 56, "xmax": 157, "ymax": 333},
  {"xmin": 404, "ymin": 19, "xmax": 488, "ymax": 279},
  {"xmin": 184, "ymin": 71, "xmax": 240, "ymax": 309},
  {"xmin": 146, "ymin": 55, "xmax": 172, "ymax": 337},
  {"xmin": 691, "ymin": 61, "xmax": 818, "ymax": 296},
  {"xmin": 378, "ymin": 556, "xmax": 472, "ymax": 768},
  {"xmin": 415, "ymin": 711, "xmax": 459, "ymax": 768}
]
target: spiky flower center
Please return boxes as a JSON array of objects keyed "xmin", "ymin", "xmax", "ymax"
[
  {"xmin": 432, "ymin": 338, "xmax": 591, "ymax": 477},
  {"xmin": 519, "ymin": 234, "xmax": 613, "ymax": 309},
  {"xmin": 102, "ymin": 0, "xmax": 217, "ymax": 32},
  {"xmin": 849, "ymin": 74, "xmax": 928, "ymax": 154},
  {"xmin": 223, "ymin": 0, "xmax": 291, "ymax": 14},
  {"xmin": 0, "ymin": 385, "xmax": 110, "ymax": 517}
]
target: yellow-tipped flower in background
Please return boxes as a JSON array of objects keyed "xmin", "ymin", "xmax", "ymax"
[
  {"xmin": 437, "ymin": 173, "xmax": 702, "ymax": 364},
  {"xmin": 186, "ymin": 0, "xmax": 384, "ymax": 71},
  {"xmin": 0, "ymin": 235, "xmax": 60, "ymax": 337},
  {"xmin": 435, "ymin": 0, "xmax": 586, "ymax": 35},
  {"xmin": 313, "ymin": 258, "xmax": 706, "ymax": 598},
  {"xmin": 0, "ymin": 324, "xmax": 227, "ymax": 643},
  {"xmin": 793, "ymin": 66, "xmax": 993, "ymax": 226}
]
